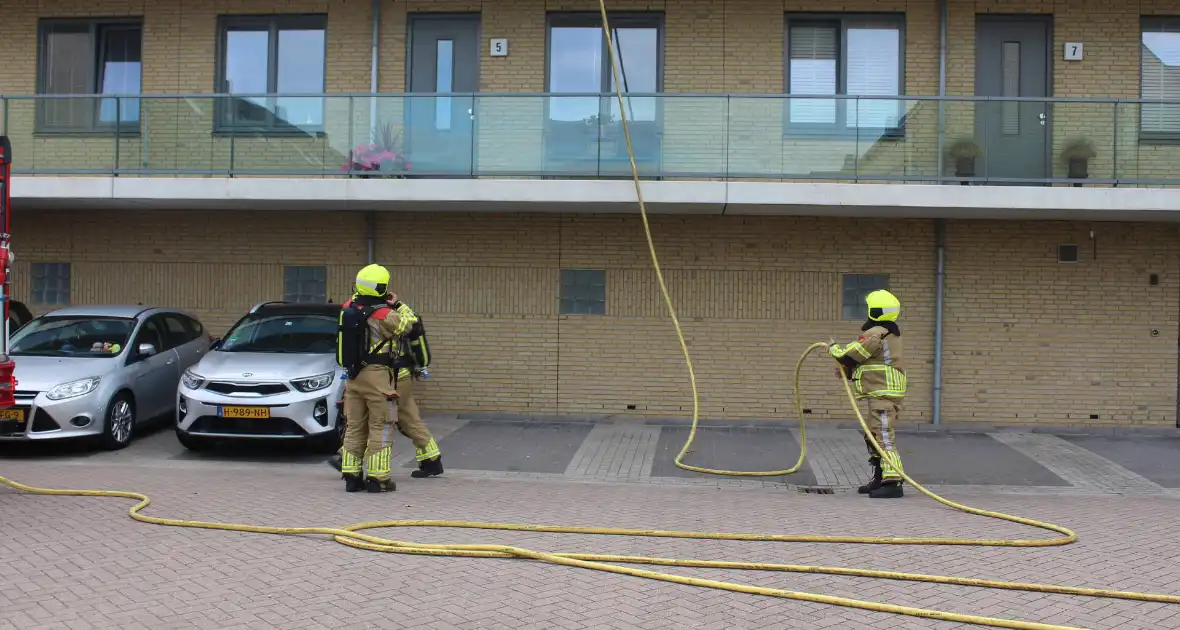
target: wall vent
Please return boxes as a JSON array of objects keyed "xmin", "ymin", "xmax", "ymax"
[{"xmin": 1058, "ymin": 244, "xmax": 1080, "ymax": 263}]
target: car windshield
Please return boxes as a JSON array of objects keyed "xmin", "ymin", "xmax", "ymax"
[
  {"xmin": 219, "ymin": 313, "xmax": 337, "ymax": 354},
  {"xmin": 10, "ymin": 316, "xmax": 136, "ymax": 358}
]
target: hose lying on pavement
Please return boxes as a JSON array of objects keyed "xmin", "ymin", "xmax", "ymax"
[
  {"xmin": 3, "ymin": 339, "xmax": 1180, "ymax": 630},
  {"xmin": 3, "ymin": 3, "xmax": 1180, "ymax": 628}
]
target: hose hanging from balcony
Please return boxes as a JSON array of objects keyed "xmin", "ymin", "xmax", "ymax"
[{"xmin": 2, "ymin": 4, "xmax": 1180, "ymax": 630}]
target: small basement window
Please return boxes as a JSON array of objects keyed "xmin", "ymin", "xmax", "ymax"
[
  {"xmin": 560, "ymin": 269, "xmax": 606, "ymax": 315},
  {"xmin": 31, "ymin": 262, "xmax": 71, "ymax": 305},
  {"xmin": 842, "ymin": 273, "xmax": 889, "ymax": 320},
  {"xmin": 1057, "ymin": 244, "xmax": 1079, "ymax": 263},
  {"xmin": 283, "ymin": 265, "xmax": 328, "ymax": 303}
]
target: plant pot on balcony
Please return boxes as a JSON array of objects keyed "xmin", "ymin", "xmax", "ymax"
[
  {"xmin": 1060, "ymin": 137, "xmax": 1097, "ymax": 187},
  {"xmin": 954, "ymin": 157, "xmax": 976, "ymax": 179},
  {"xmin": 946, "ymin": 138, "xmax": 981, "ymax": 185}
]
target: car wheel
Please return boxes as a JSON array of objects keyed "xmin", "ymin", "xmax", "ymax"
[
  {"xmin": 175, "ymin": 427, "xmax": 210, "ymax": 451},
  {"xmin": 100, "ymin": 393, "xmax": 135, "ymax": 451}
]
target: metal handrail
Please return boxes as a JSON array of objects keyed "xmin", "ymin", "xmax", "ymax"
[
  {"xmin": 2, "ymin": 92, "xmax": 1178, "ymax": 186},
  {"xmin": 0, "ymin": 92, "xmax": 1179, "ymax": 104}
]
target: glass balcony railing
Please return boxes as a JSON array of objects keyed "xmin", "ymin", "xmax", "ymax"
[{"xmin": 2, "ymin": 93, "xmax": 1179, "ymax": 185}]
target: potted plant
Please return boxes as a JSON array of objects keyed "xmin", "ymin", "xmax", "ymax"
[
  {"xmin": 584, "ymin": 112, "xmax": 621, "ymax": 154},
  {"xmin": 946, "ymin": 138, "xmax": 981, "ymax": 184},
  {"xmin": 340, "ymin": 122, "xmax": 412, "ymax": 178},
  {"xmin": 1060, "ymin": 137, "xmax": 1096, "ymax": 184}
]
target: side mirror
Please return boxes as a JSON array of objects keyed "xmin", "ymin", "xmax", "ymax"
[{"xmin": 137, "ymin": 343, "xmax": 158, "ymax": 357}]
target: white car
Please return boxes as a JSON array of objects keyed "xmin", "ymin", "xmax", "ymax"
[{"xmin": 176, "ymin": 301, "xmax": 346, "ymax": 452}]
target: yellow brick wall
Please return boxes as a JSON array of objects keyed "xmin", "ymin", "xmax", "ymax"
[
  {"xmin": 9, "ymin": 210, "xmax": 1178, "ymax": 427},
  {"xmin": 1, "ymin": 0, "xmax": 1175, "ymax": 182},
  {"xmin": 941, "ymin": 220, "xmax": 1179, "ymax": 426}
]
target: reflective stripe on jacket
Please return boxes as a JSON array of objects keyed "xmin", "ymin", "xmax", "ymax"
[{"xmin": 829, "ymin": 325, "xmax": 906, "ymax": 400}]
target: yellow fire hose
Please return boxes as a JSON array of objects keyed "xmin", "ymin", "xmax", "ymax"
[
  {"xmin": 2, "ymin": 341, "xmax": 1180, "ymax": 630},
  {"xmin": 3, "ymin": 6, "xmax": 1180, "ymax": 630}
]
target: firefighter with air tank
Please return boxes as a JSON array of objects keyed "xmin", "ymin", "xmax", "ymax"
[{"xmin": 333, "ymin": 264, "xmax": 442, "ymax": 493}]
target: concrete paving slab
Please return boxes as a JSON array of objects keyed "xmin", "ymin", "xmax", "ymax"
[
  {"xmin": 898, "ymin": 433, "xmax": 1070, "ymax": 486},
  {"xmin": 650, "ymin": 425, "xmax": 817, "ymax": 486},
  {"xmin": 1061, "ymin": 435, "xmax": 1180, "ymax": 488},
  {"xmin": 990, "ymin": 432, "xmax": 1168, "ymax": 494},
  {"xmin": 424, "ymin": 419, "xmax": 595, "ymax": 473}
]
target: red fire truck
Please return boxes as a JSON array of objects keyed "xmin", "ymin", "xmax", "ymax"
[{"xmin": 0, "ymin": 137, "xmax": 19, "ymax": 408}]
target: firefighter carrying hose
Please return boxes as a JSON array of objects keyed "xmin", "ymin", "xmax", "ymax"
[
  {"xmin": 827, "ymin": 289, "xmax": 907, "ymax": 499},
  {"xmin": 335, "ymin": 264, "xmax": 442, "ymax": 493}
]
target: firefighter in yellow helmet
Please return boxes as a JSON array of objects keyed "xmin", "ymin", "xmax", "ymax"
[
  {"xmin": 335, "ymin": 264, "xmax": 442, "ymax": 493},
  {"xmin": 827, "ymin": 289, "xmax": 907, "ymax": 499}
]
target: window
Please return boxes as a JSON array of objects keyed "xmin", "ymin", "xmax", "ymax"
[
  {"xmin": 219, "ymin": 313, "xmax": 338, "ymax": 354},
  {"xmin": 842, "ymin": 274, "xmax": 889, "ymax": 320},
  {"xmin": 1140, "ymin": 18, "xmax": 1180, "ymax": 138},
  {"xmin": 283, "ymin": 266, "xmax": 327, "ymax": 303},
  {"xmin": 785, "ymin": 15, "xmax": 904, "ymax": 135},
  {"xmin": 180, "ymin": 315, "xmax": 206, "ymax": 340},
  {"xmin": 11, "ymin": 316, "xmax": 136, "ymax": 358},
  {"xmin": 546, "ymin": 13, "xmax": 662, "ymax": 124},
  {"xmin": 133, "ymin": 316, "xmax": 167, "ymax": 354},
  {"xmin": 162, "ymin": 314, "xmax": 203, "ymax": 347},
  {"xmin": 560, "ymin": 269, "xmax": 606, "ymax": 315},
  {"xmin": 36, "ymin": 19, "xmax": 142, "ymax": 132},
  {"xmin": 31, "ymin": 263, "xmax": 71, "ymax": 305},
  {"xmin": 216, "ymin": 14, "xmax": 327, "ymax": 132}
]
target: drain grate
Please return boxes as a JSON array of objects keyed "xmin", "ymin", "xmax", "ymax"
[{"xmin": 796, "ymin": 486, "xmax": 836, "ymax": 495}]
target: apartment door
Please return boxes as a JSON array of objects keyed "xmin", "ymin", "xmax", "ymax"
[
  {"xmin": 407, "ymin": 14, "xmax": 480, "ymax": 176},
  {"xmin": 974, "ymin": 16, "xmax": 1051, "ymax": 183}
]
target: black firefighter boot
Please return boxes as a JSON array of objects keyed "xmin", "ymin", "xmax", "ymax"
[
  {"xmin": 870, "ymin": 480, "xmax": 904, "ymax": 499},
  {"xmin": 411, "ymin": 456, "xmax": 444, "ymax": 478},
  {"xmin": 342, "ymin": 473, "xmax": 365, "ymax": 493},
  {"xmin": 366, "ymin": 477, "xmax": 397, "ymax": 493},
  {"xmin": 858, "ymin": 455, "xmax": 883, "ymax": 495}
]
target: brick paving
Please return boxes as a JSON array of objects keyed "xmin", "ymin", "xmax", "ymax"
[{"xmin": 2, "ymin": 420, "xmax": 1180, "ymax": 629}]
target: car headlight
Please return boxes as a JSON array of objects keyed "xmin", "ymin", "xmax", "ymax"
[
  {"xmin": 291, "ymin": 372, "xmax": 334, "ymax": 393},
  {"xmin": 46, "ymin": 377, "xmax": 102, "ymax": 401},
  {"xmin": 182, "ymin": 370, "xmax": 206, "ymax": 390}
]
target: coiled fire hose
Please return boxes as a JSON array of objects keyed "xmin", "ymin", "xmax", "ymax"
[{"xmin": 3, "ymin": 5, "xmax": 1180, "ymax": 630}]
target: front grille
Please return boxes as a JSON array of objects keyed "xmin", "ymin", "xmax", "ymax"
[
  {"xmin": 204, "ymin": 382, "xmax": 289, "ymax": 396},
  {"xmin": 189, "ymin": 415, "xmax": 307, "ymax": 436},
  {"xmin": 30, "ymin": 409, "xmax": 60, "ymax": 432},
  {"xmin": 14, "ymin": 391, "xmax": 38, "ymax": 401}
]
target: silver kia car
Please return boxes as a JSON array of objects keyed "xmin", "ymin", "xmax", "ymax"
[
  {"xmin": 175, "ymin": 301, "xmax": 346, "ymax": 453},
  {"xmin": 1, "ymin": 305, "xmax": 212, "ymax": 449}
]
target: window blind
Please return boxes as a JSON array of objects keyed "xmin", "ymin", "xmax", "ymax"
[
  {"xmin": 42, "ymin": 24, "xmax": 95, "ymax": 128},
  {"xmin": 1141, "ymin": 29, "xmax": 1180, "ymax": 134},
  {"xmin": 845, "ymin": 26, "xmax": 901, "ymax": 128},
  {"xmin": 788, "ymin": 25, "xmax": 837, "ymax": 124}
]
